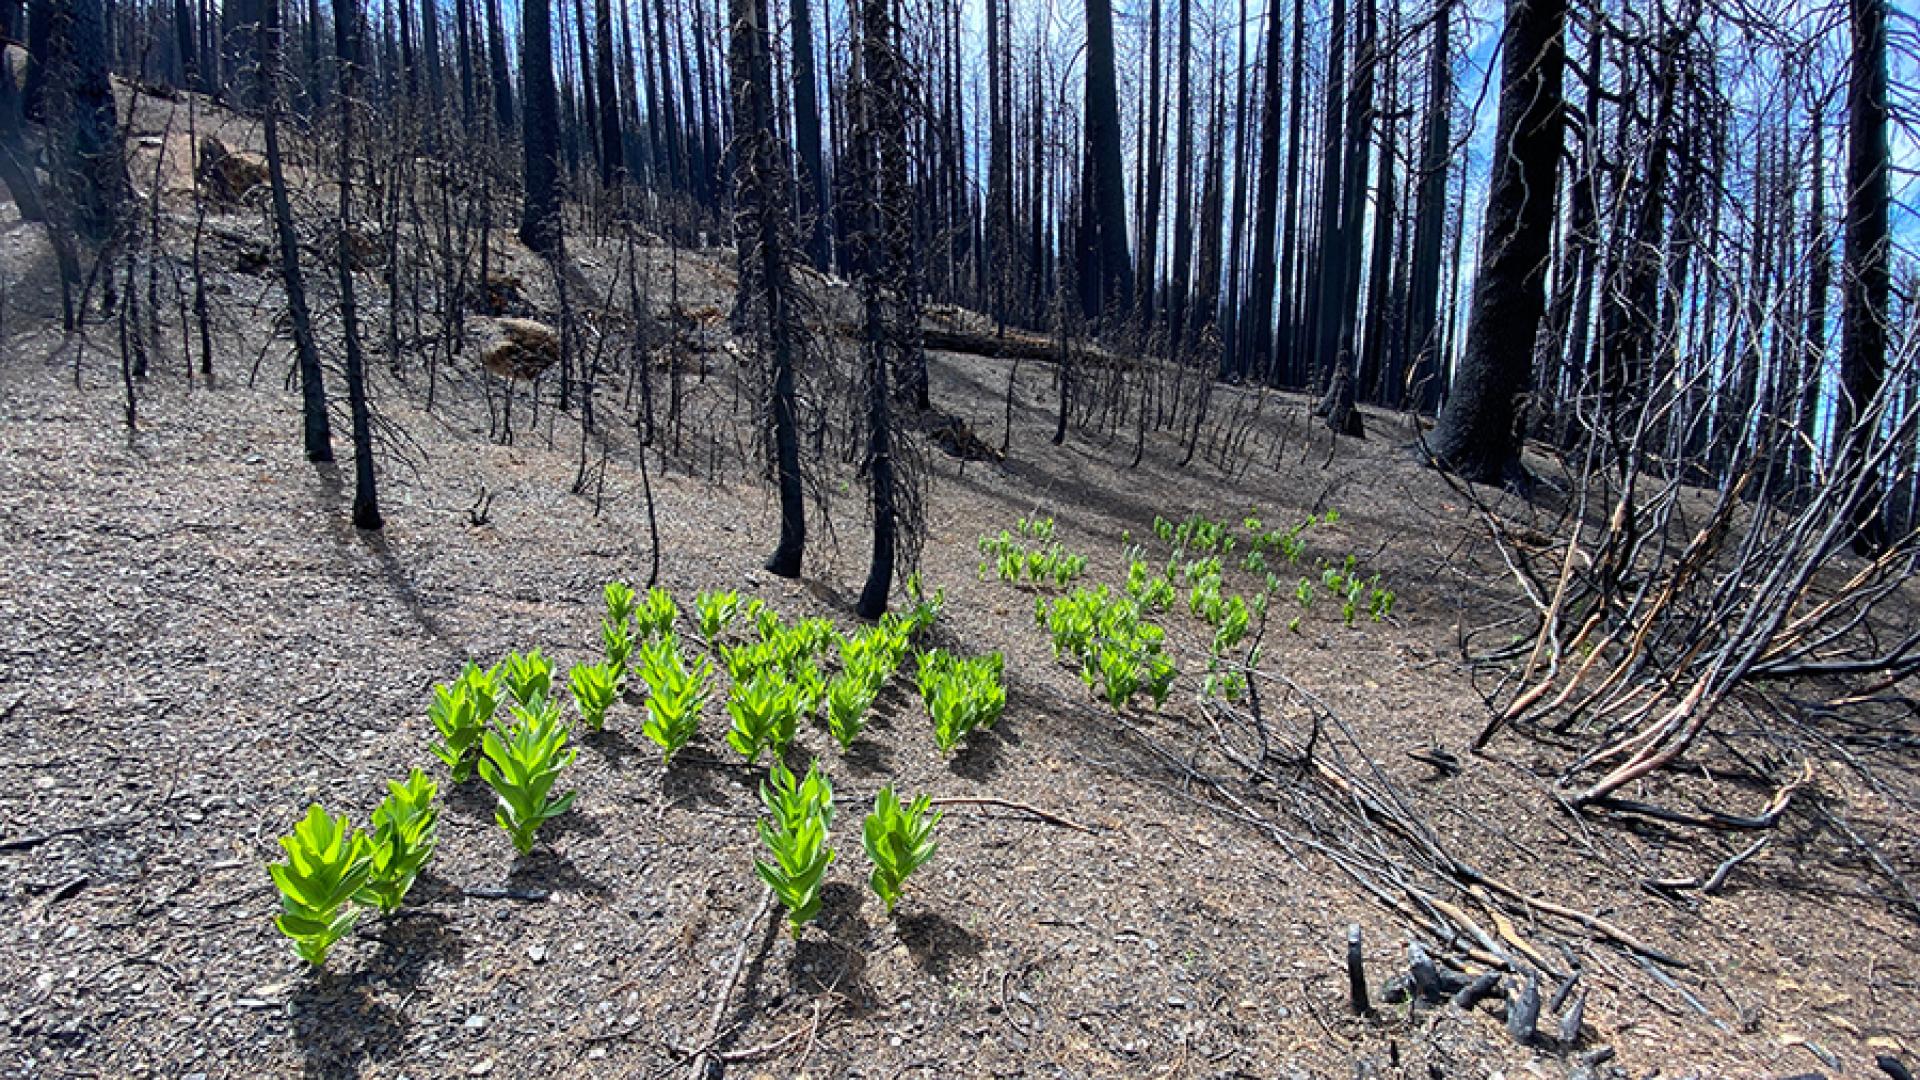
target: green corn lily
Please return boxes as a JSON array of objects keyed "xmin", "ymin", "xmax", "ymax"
[{"xmin": 269, "ymin": 804, "xmax": 372, "ymax": 966}]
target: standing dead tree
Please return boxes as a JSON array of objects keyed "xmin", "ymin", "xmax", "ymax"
[
  {"xmin": 259, "ymin": 0, "xmax": 335, "ymax": 462},
  {"xmin": 726, "ymin": 0, "xmax": 808, "ymax": 579}
]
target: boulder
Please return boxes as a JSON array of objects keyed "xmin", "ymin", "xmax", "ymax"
[
  {"xmin": 478, "ymin": 318, "xmax": 560, "ymax": 381},
  {"xmin": 197, "ymin": 136, "xmax": 269, "ymax": 203}
]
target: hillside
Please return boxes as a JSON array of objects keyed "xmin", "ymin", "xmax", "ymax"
[{"xmin": 0, "ymin": 84, "xmax": 1917, "ymax": 1080}]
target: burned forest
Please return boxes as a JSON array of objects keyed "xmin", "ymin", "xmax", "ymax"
[{"xmin": 1, "ymin": 0, "xmax": 1918, "ymax": 1075}]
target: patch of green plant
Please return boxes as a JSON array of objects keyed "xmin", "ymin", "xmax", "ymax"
[
  {"xmin": 269, "ymin": 804, "xmax": 372, "ymax": 966},
  {"xmin": 917, "ymin": 649, "xmax": 1006, "ymax": 753},
  {"xmin": 601, "ymin": 617, "xmax": 635, "ymax": 678},
  {"xmin": 754, "ymin": 760, "xmax": 835, "ymax": 936},
  {"xmin": 1154, "ymin": 513, "xmax": 1236, "ymax": 558},
  {"xmin": 637, "ymin": 634, "xmax": 712, "ymax": 764},
  {"xmin": 1211, "ymin": 594, "xmax": 1253, "ymax": 655},
  {"xmin": 479, "ymin": 697, "xmax": 578, "ymax": 855},
  {"xmin": 635, "ymin": 587, "xmax": 678, "ymax": 640},
  {"xmin": 429, "ymin": 662, "xmax": 501, "ymax": 782},
  {"xmin": 863, "ymin": 787, "xmax": 941, "ymax": 914},
  {"xmin": 694, "ymin": 589, "xmax": 744, "ymax": 641},
  {"xmin": 355, "ymin": 768, "xmax": 438, "ymax": 916},
  {"xmin": 569, "ymin": 660, "xmax": 620, "ymax": 731},
  {"xmin": 1125, "ymin": 556, "xmax": 1177, "ymax": 612},
  {"xmin": 726, "ymin": 669, "xmax": 802, "ymax": 763},
  {"xmin": 978, "ymin": 521, "xmax": 1088, "ymax": 590},
  {"xmin": 1037, "ymin": 586, "xmax": 1177, "ymax": 710},
  {"xmin": 1016, "ymin": 515, "xmax": 1056, "ymax": 543},
  {"xmin": 825, "ymin": 672, "xmax": 876, "ymax": 749},
  {"xmin": 852, "ymin": 616, "xmax": 916, "ymax": 679},
  {"xmin": 761, "ymin": 758, "xmax": 835, "ymax": 833},
  {"xmin": 899, "ymin": 573, "xmax": 945, "ymax": 636},
  {"xmin": 604, "ymin": 581, "xmax": 638, "ymax": 628},
  {"xmin": 793, "ymin": 659, "xmax": 826, "ymax": 721},
  {"xmin": 499, "ymin": 649, "xmax": 554, "ymax": 707}
]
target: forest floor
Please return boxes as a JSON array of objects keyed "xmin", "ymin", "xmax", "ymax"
[{"xmin": 1, "ymin": 86, "xmax": 1917, "ymax": 1080}]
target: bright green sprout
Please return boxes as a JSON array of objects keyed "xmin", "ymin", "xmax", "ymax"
[
  {"xmin": 269, "ymin": 804, "xmax": 372, "ymax": 966},
  {"xmin": 761, "ymin": 759, "xmax": 835, "ymax": 833},
  {"xmin": 825, "ymin": 673, "xmax": 876, "ymax": 750},
  {"xmin": 754, "ymin": 760, "xmax": 835, "ymax": 936},
  {"xmin": 429, "ymin": 662, "xmax": 500, "ymax": 782},
  {"xmin": 638, "ymin": 634, "xmax": 712, "ymax": 764},
  {"xmin": 602, "ymin": 617, "xmax": 635, "ymax": 678},
  {"xmin": 863, "ymin": 787, "xmax": 941, "ymax": 913},
  {"xmin": 569, "ymin": 660, "xmax": 620, "ymax": 732},
  {"xmin": 355, "ymin": 769, "xmax": 438, "ymax": 916},
  {"xmin": 478, "ymin": 697, "xmax": 577, "ymax": 855},
  {"xmin": 635, "ymin": 587, "xmax": 678, "ymax": 641},
  {"xmin": 499, "ymin": 649, "xmax": 554, "ymax": 707},
  {"xmin": 917, "ymin": 649, "xmax": 1006, "ymax": 753},
  {"xmin": 603, "ymin": 581, "xmax": 638, "ymax": 628},
  {"xmin": 726, "ymin": 669, "xmax": 802, "ymax": 763},
  {"xmin": 694, "ymin": 589, "xmax": 743, "ymax": 641}
]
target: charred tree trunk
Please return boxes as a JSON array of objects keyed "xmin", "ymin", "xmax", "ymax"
[
  {"xmin": 789, "ymin": 0, "xmax": 828, "ymax": 268},
  {"xmin": 68, "ymin": 0, "xmax": 130, "ymax": 242},
  {"xmin": 1166, "ymin": 0, "xmax": 1193, "ymax": 353},
  {"xmin": 1276, "ymin": 0, "xmax": 1306, "ymax": 385},
  {"xmin": 332, "ymin": 0, "xmax": 381, "ymax": 528},
  {"xmin": 261, "ymin": 0, "xmax": 334, "ymax": 461},
  {"xmin": 519, "ymin": 0, "xmax": 563, "ymax": 254},
  {"xmin": 1838, "ymin": 0, "xmax": 1890, "ymax": 553},
  {"xmin": 594, "ymin": 0, "xmax": 622, "ymax": 187},
  {"xmin": 1132, "ymin": 0, "xmax": 1163, "ymax": 335},
  {"xmin": 727, "ymin": 0, "xmax": 805, "ymax": 577},
  {"xmin": 1427, "ymin": 0, "xmax": 1566, "ymax": 485},
  {"xmin": 851, "ymin": 0, "xmax": 911, "ymax": 618},
  {"xmin": 1242, "ymin": 0, "xmax": 1284, "ymax": 383},
  {"xmin": 1308, "ymin": 0, "xmax": 1348, "ymax": 389},
  {"xmin": 486, "ymin": 0, "xmax": 514, "ymax": 134},
  {"xmin": 1076, "ymin": 0, "xmax": 1131, "ymax": 324},
  {"xmin": 1404, "ymin": 0, "xmax": 1454, "ymax": 410}
]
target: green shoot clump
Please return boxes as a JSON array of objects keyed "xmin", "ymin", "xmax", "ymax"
[
  {"xmin": 638, "ymin": 634, "xmax": 712, "ymax": 763},
  {"xmin": 863, "ymin": 787, "xmax": 941, "ymax": 913},
  {"xmin": 479, "ymin": 697, "xmax": 578, "ymax": 854},
  {"xmin": 569, "ymin": 660, "xmax": 620, "ymax": 731},
  {"xmin": 754, "ymin": 760, "xmax": 835, "ymax": 937},
  {"xmin": 604, "ymin": 580, "xmax": 638, "ymax": 626},
  {"xmin": 635, "ymin": 587, "xmax": 678, "ymax": 640},
  {"xmin": 916, "ymin": 649, "xmax": 1006, "ymax": 753},
  {"xmin": 726, "ymin": 669, "xmax": 802, "ymax": 763},
  {"xmin": 899, "ymin": 573, "xmax": 945, "ymax": 637},
  {"xmin": 1037, "ymin": 587, "xmax": 1177, "ymax": 710},
  {"xmin": 825, "ymin": 672, "xmax": 876, "ymax": 750},
  {"xmin": 429, "ymin": 662, "xmax": 501, "ymax": 782},
  {"xmin": 356, "ymin": 769, "xmax": 438, "ymax": 915},
  {"xmin": 694, "ymin": 589, "xmax": 744, "ymax": 641},
  {"xmin": 601, "ymin": 616, "xmax": 635, "ymax": 678},
  {"xmin": 499, "ymin": 649, "xmax": 554, "ymax": 707},
  {"xmin": 761, "ymin": 758, "xmax": 835, "ymax": 833},
  {"xmin": 269, "ymin": 805, "xmax": 372, "ymax": 966}
]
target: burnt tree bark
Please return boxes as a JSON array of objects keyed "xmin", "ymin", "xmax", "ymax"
[
  {"xmin": 727, "ymin": 0, "xmax": 806, "ymax": 577},
  {"xmin": 519, "ymin": 0, "xmax": 563, "ymax": 254},
  {"xmin": 1838, "ymin": 0, "xmax": 1890, "ymax": 553},
  {"xmin": 1076, "ymin": 0, "xmax": 1131, "ymax": 324},
  {"xmin": 261, "ymin": 0, "xmax": 334, "ymax": 461},
  {"xmin": 332, "ymin": 0, "xmax": 381, "ymax": 528},
  {"xmin": 1427, "ymin": 0, "xmax": 1567, "ymax": 485}
]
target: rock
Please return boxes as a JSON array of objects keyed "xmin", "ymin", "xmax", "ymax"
[
  {"xmin": 477, "ymin": 318, "xmax": 560, "ymax": 381},
  {"xmin": 197, "ymin": 136, "xmax": 269, "ymax": 203}
]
